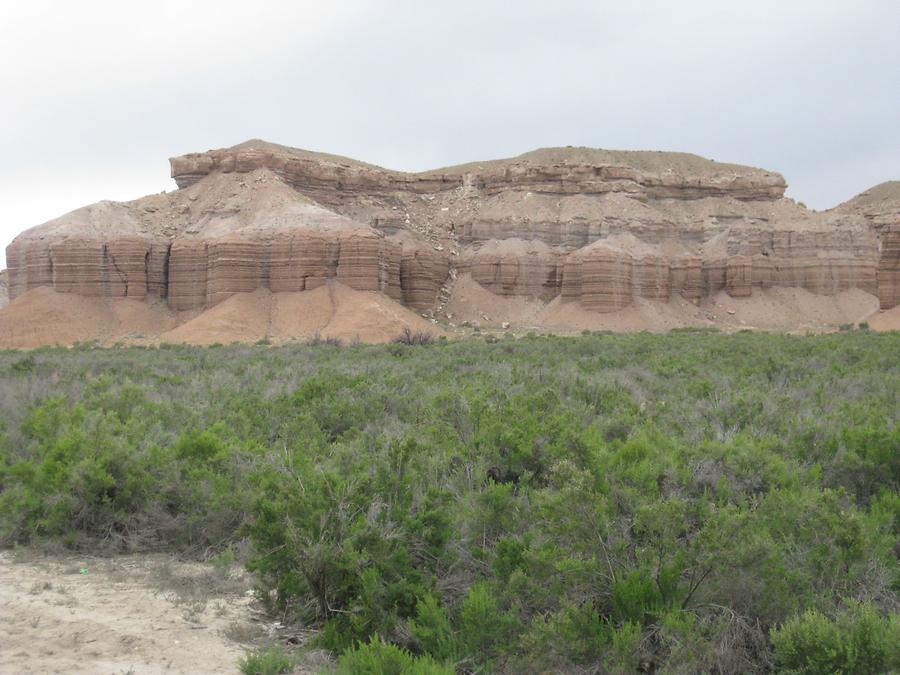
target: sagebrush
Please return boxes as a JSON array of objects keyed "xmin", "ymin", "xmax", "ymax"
[{"xmin": 0, "ymin": 331, "xmax": 897, "ymax": 672}]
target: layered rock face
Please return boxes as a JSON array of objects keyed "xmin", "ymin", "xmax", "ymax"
[
  {"xmin": 5, "ymin": 141, "xmax": 897, "ymax": 325},
  {"xmin": 6, "ymin": 169, "xmax": 449, "ymax": 314},
  {"xmin": 834, "ymin": 181, "xmax": 900, "ymax": 309},
  {"xmin": 0, "ymin": 270, "xmax": 8, "ymax": 309}
]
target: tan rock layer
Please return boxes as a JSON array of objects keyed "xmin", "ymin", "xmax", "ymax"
[
  {"xmin": 455, "ymin": 248, "xmax": 880, "ymax": 313},
  {"xmin": 460, "ymin": 243, "xmax": 561, "ymax": 301},
  {"xmin": 5, "ymin": 143, "xmax": 896, "ymax": 324},
  {"xmin": 456, "ymin": 225, "xmax": 880, "ymax": 311},
  {"xmin": 0, "ymin": 270, "xmax": 8, "ymax": 309},
  {"xmin": 6, "ymin": 226, "xmax": 884, "ymax": 316},
  {"xmin": 559, "ymin": 248, "xmax": 878, "ymax": 312},
  {"xmin": 170, "ymin": 146, "xmax": 786, "ymax": 203},
  {"xmin": 877, "ymin": 226, "xmax": 900, "ymax": 309},
  {"xmin": 832, "ymin": 182, "xmax": 900, "ymax": 309},
  {"xmin": 8, "ymin": 233, "xmax": 447, "ymax": 314}
]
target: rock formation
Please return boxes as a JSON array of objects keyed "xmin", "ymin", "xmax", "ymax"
[
  {"xmin": 3, "ymin": 140, "xmax": 898, "ymax": 344},
  {"xmin": 0, "ymin": 270, "xmax": 8, "ymax": 309},
  {"xmin": 833, "ymin": 181, "xmax": 900, "ymax": 310}
]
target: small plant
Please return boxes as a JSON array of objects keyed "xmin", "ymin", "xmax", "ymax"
[
  {"xmin": 238, "ymin": 645, "xmax": 292, "ymax": 675},
  {"xmin": 11, "ymin": 354, "xmax": 36, "ymax": 373},
  {"xmin": 394, "ymin": 326, "xmax": 434, "ymax": 345},
  {"xmin": 209, "ymin": 548, "xmax": 236, "ymax": 571},
  {"xmin": 336, "ymin": 635, "xmax": 453, "ymax": 674},
  {"xmin": 771, "ymin": 602, "xmax": 899, "ymax": 674},
  {"xmin": 307, "ymin": 331, "xmax": 342, "ymax": 346}
]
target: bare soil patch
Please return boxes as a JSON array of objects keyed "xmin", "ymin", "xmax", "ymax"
[{"xmin": 0, "ymin": 551, "xmax": 299, "ymax": 675}]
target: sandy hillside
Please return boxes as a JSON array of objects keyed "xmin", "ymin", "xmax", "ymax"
[
  {"xmin": 0, "ymin": 282, "xmax": 442, "ymax": 348},
  {"xmin": 868, "ymin": 304, "xmax": 900, "ymax": 331},
  {"xmin": 161, "ymin": 282, "xmax": 443, "ymax": 345},
  {"xmin": 0, "ymin": 551, "xmax": 316, "ymax": 675},
  {"xmin": 0, "ymin": 287, "xmax": 177, "ymax": 349},
  {"xmin": 443, "ymin": 275, "xmax": 881, "ymax": 334}
]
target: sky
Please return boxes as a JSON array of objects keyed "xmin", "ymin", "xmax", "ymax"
[{"xmin": 1, "ymin": 0, "xmax": 898, "ymax": 268}]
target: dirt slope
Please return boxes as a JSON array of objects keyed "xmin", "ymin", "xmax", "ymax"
[
  {"xmin": 0, "ymin": 287, "xmax": 177, "ymax": 349},
  {"xmin": 161, "ymin": 282, "xmax": 442, "ymax": 345}
]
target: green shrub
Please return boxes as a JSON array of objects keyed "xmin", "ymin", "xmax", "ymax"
[
  {"xmin": 408, "ymin": 594, "xmax": 458, "ymax": 662},
  {"xmin": 458, "ymin": 583, "xmax": 518, "ymax": 664},
  {"xmin": 611, "ymin": 570, "xmax": 664, "ymax": 624},
  {"xmin": 238, "ymin": 646, "xmax": 292, "ymax": 675},
  {"xmin": 1, "ymin": 332, "xmax": 898, "ymax": 672},
  {"xmin": 771, "ymin": 603, "xmax": 900, "ymax": 674},
  {"xmin": 336, "ymin": 635, "xmax": 453, "ymax": 675}
]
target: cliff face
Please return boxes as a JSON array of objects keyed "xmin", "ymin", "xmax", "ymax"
[
  {"xmin": 0, "ymin": 270, "xmax": 8, "ymax": 309},
  {"xmin": 4, "ymin": 140, "xmax": 897, "ymax": 337},
  {"xmin": 834, "ymin": 181, "xmax": 900, "ymax": 309},
  {"xmin": 5, "ymin": 169, "xmax": 448, "ymax": 314}
]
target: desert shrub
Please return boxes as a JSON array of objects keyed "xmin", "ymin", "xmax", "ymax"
[
  {"xmin": 238, "ymin": 646, "xmax": 292, "ymax": 675},
  {"xmin": 306, "ymin": 331, "xmax": 343, "ymax": 346},
  {"xmin": 10, "ymin": 354, "xmax": 36, "ymax": 374},
  {"xmin": 0, "ymin": 331, "xmax": 897, "ymax": 672},
  {"xmin": 457, "ymin": 583, "xmax": 519, "ymax": 665},
  {"xmin": 336, "ymin": 635, "xmax": 453, "ymax": 674},
  {"xmin": 611, "ymin": 570, "xmax": 665, "ymax": 623},
  {"xmin": 771, "ymin": 602, "xmax": 900, "ymax": 674},
  {"xmin": 408, "ymin": 594, "xmax": 458, "ymax": 662},
  {"xmin": 394, "ymin": 326, "xmax": 435, "ymax": 345},
  {"xmin": 0, "ymin": 396, "xmax": 248, "ymax": 550}
]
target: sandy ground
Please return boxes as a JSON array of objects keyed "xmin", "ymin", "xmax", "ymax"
[
  {"xmin": 0, "ymin": 277, "xmax": 891, "ymax": 350},
  {"xmin": 868, "ymin": 304, "xmax": 900, "ymax": 331},
  {"xmin": 0, "ymin": 282, "xmax": 440, "ymax": 349},
  {"xmin": 163, "ymin": 284, "xmax": 442, "ymax": 345},
  {"xmin": 0, "ymin": 552, "xmax": 312, "ymax": 675},
  {"xmin": 443, "ymin": 274, "xmax": 882, "ymax": 334},
  {"xmin": 0, "ymin": 287, "xmax": 177, "ymax": 349}
]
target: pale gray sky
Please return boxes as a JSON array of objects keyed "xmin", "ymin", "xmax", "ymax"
[{"xmin": 1, "ymin": 0, "xmax": 898, "ymax": 267}]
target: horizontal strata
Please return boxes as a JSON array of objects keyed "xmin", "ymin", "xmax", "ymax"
[
  {"xmin": 4, "ymin": 141, "xmax": 899, "ymax": 319},
  {"xmin": 834, "ymin": 182, "xmax": 900, "ymax": 310},
  {"xmin": 170, "ymin": 143, "xmax": 787, "ymax": 202},
  {"xmin": 7, "ymin": 232, "xmax": 448, "ymax": 313}
]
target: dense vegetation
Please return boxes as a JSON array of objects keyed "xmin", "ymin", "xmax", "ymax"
[{"xmin": 0, "ymin": 330, "xmax": 898, "ymax": 673}]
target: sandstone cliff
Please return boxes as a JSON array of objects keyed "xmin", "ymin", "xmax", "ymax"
[
  {"xmin": 834, "ymin": 181, "xmax": 900, "ymax": 309},
  {"xmin": 3, "ymin": 140, "xmax": 897, "ymax": 344},
  {"xmin": 0, "ymin": 270, "xmax": 8, "ymax": 309}
]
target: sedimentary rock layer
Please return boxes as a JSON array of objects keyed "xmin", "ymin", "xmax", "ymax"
[
  {"xmin": 4, "ymin": 141, "xmax": 897, "ymax": 326},
  {"xmin": 170, "ymin": 142, "xmax": 787, "ymax": 203},
  {"xmin": 0, "ymin": 270, "xmax": 8, "ymax": 309},
  {"xmin": 834, "ymin": 181, "xmax": 900, "ymax": 309},
  {"xmin": 8, "ymin": 231, "xmax": 446, "ymax": 313}
]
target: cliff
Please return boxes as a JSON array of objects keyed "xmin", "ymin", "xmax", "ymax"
[
  {"xmin": 2, "ymin": 140, "xmax": 897, "ymax": 344},
  {"xmin": 0, "ymin": 270, "xmax": 8, "ymax": 309},
  {"xmin": 834, "ymin": 181, "xmax": 900, "ymax": 309}
]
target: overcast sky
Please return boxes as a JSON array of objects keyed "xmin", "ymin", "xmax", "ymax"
[{"xmin": 1, "ymin": 0, "xmax": 898, "ymax": 267}]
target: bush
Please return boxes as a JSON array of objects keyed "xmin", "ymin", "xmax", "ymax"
[
  {"xmin": 458, "ymin": 583, "xmax": 518, "ymax": 664},
  {"xmin": 771, "ymin": 603, "xmax": 900, "ymax": 674},
  {"xmin": 1, "ymin": 332, "xmax": 898, "ymax": 672},
  {"xmin": 394, "ymin": 326, "xmax": 435, "ymax": 345},
  {"xmin": 408, "ymin": 594, "xmax": 458, "ymax": 662},
  {"xmin": 238, "ymin": 646, "xmax": 292, "ymax": 675},
  {"xmin": 306, "ymin": 331, "xmax": 342, "ymax": 346},
  {"xmin": 336, "ymin": 636, "xmax": 453, "ymax": 675}
]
